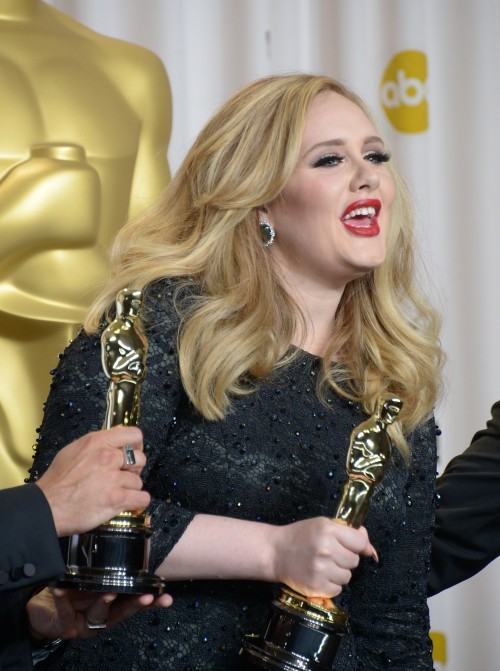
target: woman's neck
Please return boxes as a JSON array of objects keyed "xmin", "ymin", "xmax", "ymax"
[{"xmin": 288, "ymin": 285, "xmax": 345, "ymax": 358}]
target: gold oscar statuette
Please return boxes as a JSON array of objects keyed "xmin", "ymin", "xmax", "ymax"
[
  {"xmin": 240, "ymin": 394, "xmax": 403, "ymax": 670},
  {"xmin": 57, "ymin": 288, "xmax": 166, "ymax": 594}
]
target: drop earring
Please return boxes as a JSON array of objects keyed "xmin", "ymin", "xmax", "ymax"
[{"xmin": 259, "ymin": 220, "xmax": 275, "ymax": 247}]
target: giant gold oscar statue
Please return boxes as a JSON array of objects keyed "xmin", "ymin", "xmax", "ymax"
[{"xmin": 0, "ymin": 0, "xmax": 172, "ymax": 487}]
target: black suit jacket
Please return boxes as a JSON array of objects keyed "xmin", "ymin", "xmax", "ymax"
[
  {"xmin": 0, "ymin": 484, "xmax": 65, "ymax": 670},
  {"xmin": 429, "ymin": 400, "xmax": 500, "ymax": 595}
]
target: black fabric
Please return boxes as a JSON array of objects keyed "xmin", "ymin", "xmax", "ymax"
[
  {"xmin": 0, "ymin": 484, "xmax": 65, "ymax": 670},
  {"xmin": 430, "ymin": 400, "xmax": 500, "ymax": 595},
  {"xmin": 30, "ymin": 280, "xmax": 437, "ymax": 670}
]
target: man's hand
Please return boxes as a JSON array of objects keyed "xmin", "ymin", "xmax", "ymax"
[
  {"xmin": 35, "ymin": 426, "xmax": 150, "ymax": 536},
  {"xmin": 27, "ymin": 587, "xmax": 173, "ymax": 641}
]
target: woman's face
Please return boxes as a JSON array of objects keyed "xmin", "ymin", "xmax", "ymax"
[{"xmin": 266, "ymin": 90, "xmax": 396, "ymax": 293}]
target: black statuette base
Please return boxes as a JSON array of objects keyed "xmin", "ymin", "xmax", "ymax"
[
  {"xmin": 57, "ymin": 570, "xmax": 165, "ymax": 595},
  {"xmin": 56, "ymin": 514, "xmax": 166, "ymax": 595},
  {"xmin": 239, "ymin": 599, "xmax": 345, "ymax": 670}
]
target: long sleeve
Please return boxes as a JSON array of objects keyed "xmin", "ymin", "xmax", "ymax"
[
  {"xmin": 0, "ymin": 484, "xmax": 64, "ymax": 591},
  {"xmin": 0, "ymin": 484, "xmax": 65, "ymax": 671},
  {"xmin": 429, "ymin": 401, "xmax": 500, "ymax": 596}
]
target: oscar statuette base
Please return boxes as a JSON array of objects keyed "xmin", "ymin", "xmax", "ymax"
[
  {"xmin": 239, "ymin": 588, "xmax": 347, "ymax": 671},
  {"xmin": 56, "ymin": 512, "xmax": 166, "ymax": 595}
]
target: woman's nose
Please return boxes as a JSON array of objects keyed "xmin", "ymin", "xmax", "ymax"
[{"xmin": 350, "ymin": 160, "xmax": 380, "ymax": 191}]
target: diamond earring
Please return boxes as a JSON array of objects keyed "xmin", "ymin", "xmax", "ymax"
[{"xmin": 259, "ymin": 220, "xmax": 275, "ymax": 247}]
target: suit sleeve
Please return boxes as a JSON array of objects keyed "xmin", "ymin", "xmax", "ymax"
[
  {"xmin": 429, "ymin": 400, "xmax": 500, "ymax": 595},
  {"xmin": 0, "ymin": 483, "xmax": 65, "ymax": 592},
  {"xmin": 0, "ymin": 485, "xmax": 66, "ymax": 671}
]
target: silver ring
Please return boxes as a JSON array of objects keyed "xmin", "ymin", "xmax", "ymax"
[
  {"xmin": 86, "ymin": 616, "xmax": 107, "ymax": 630},
  {"xmin": 123, "ymin": 444, "xmax": 136, "ymax": 467}
]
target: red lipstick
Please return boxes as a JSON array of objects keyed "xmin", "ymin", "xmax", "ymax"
[{"xmin": 341, "ymin": 199, "xmax": 381, "ymax": 237}]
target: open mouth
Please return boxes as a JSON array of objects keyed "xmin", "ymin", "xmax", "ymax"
[{"xmin": 341, "ymin": 201, "xmax": 381, "ymax": 237}]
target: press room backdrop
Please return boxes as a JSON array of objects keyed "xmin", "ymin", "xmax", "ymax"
[{"xmin": 38, "ymin": 1, "xmax": 500, "ymax": 668}]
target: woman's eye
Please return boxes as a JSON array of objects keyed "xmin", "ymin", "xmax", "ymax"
[
  {"xmin": 313, "ymin": 154, "xmax": 344, "ymax": 168},
  {"xmin": 365, "ymin": 151, "xmax": 391, "ymax": 164}
]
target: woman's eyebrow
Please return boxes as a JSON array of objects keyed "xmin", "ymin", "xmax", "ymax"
[{"xmin": 303, "ymin": 135, "xmax": 384, "ymax": 159}]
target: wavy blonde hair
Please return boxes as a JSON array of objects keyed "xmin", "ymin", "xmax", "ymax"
[{"xmin": 86, "ymin": 73, "xmax": 443, "ymax": 459}]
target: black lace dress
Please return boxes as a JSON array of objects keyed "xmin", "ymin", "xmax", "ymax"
[{"xmin": 30, "ymin": 281, "xmax": 437, "ymax": 670}]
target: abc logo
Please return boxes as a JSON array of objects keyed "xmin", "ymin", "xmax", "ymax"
[
  {"xmin": 379, "ymin": 50, "xmax": 428, "ymax": 133},
  {"xmin": 430, "ymin": 631, "xmax": 447, "ymax": 670}
]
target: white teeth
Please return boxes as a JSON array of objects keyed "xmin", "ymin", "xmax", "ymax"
[{"xmin": 343, "ymin": 206, "xmax": 376, "ymax": 221}]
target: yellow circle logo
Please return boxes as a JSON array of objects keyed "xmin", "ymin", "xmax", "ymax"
[
  {"xmin": 379, "ymin": 50, "xmax": 428, "ymax": 133},
  {"xmin": 430, "ymin": 631, "xmax": 447, "ymax": 669}
]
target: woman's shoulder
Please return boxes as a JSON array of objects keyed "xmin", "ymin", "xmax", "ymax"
[
  {"xmin": 142, "ymin": 277, "xmax": 197, "ymax": 329},
  {"xmin": 406, "ymin": 412, "xmax": 438, "ymax": 466}
]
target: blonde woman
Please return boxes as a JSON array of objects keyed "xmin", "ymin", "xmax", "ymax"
[{"xmin": 31, "ymin": 74, "xmax": 443, "ymax": 670}]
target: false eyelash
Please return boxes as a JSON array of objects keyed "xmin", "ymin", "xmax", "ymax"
[
  {"xmin": 365, "ymin": 151, "xmax": 391, "ymax": 163},
  {"xmin": 313, "ymin": 154, "xmax": 344, "ymax": 168}
]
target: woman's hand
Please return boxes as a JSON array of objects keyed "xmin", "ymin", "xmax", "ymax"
[
  {"xmin": 271, "ymin": 517, "xmax": 376, "ymax": 598},
  {"xmin": 156, "ymin": 513, "xmax": 376, "ymax": 601}
]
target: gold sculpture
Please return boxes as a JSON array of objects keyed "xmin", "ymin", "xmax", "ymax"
[
  {"xmin": 101, "ymin": 289, "xmax": 148, "ymax": 429},
  {"xmin": 334, "ymin": 394, "xmax": 402, "ymax": 527},
  {"xmin": 0, "ymin": 0, "xmax": 172, "ymax": 487},
  {"xmin": 282, "ymin": 394, "xmax": 403, "ymax": 614},
  {"xmin": 59, "ymin": 288, "xmax": 165, "ymax": 594},
  {"xmin": 241, "ymin": 394, "xmax": 404, "ymax": 670}
]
